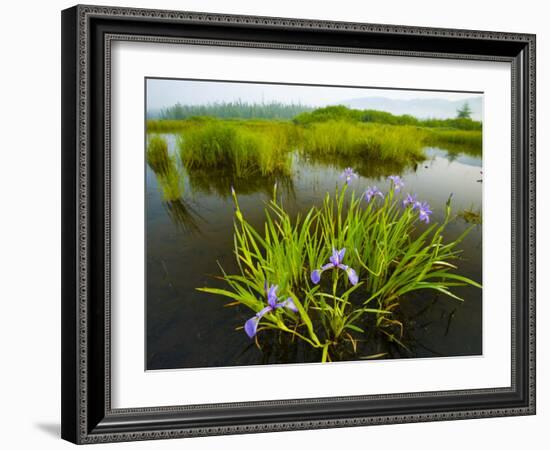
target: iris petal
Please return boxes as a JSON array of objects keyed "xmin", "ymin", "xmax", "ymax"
[
  {"xmin": 338, "ymin": 248, "xmax": 346, "ymax": 261},
  {"xmin": 311, "ymin": 270, "xmax": 321, "ymax": 284},
  {"xmin": 267, "ymin": 284, "xmax": 279, "ymax": 308},
  {"xmin": 244, "ymin": 316, "xmax": 259, "ymax": 338},
  {"xmin": 346, "ymin": 267, "xmax": 359, "ymax": 285},
  {"xmin": 278, "ymin": 298, "xmax": 298, "ymax": 313}
]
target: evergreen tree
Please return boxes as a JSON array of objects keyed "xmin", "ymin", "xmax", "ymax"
[{"xmin": 457, "ymin": 101, "xmax": 472, "ymax": 119}]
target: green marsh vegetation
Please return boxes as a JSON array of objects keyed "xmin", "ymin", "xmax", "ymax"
[
  {"xmin": 301, "ymin": 121, "xmax": 426, "ymax": 164},
  {"xmin": 199, "ymin": 180, "xmax": 481, "ymax": 362},
  {"xmin": 146, "ymin": 101, "xmax": 483, "ymax": 365},
  {"xmin": 177, "ymin": 120, "xmax": 297, "ymax": 178},
  {"xmin": 147, "ymin": 135, "xmax": 203, "ymax": 232},
  {"xmin": 148, "ymin": 105, "xmax": 482, "ymax": 180}
]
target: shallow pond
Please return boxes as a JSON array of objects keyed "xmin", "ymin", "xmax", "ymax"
[{"xmin": 146, "ymin": 134, "xmax": 482, "ymax": 370}]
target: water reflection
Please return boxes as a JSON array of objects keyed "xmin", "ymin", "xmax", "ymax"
[
  {"xmin": 187, "ymin": 166, "xmax": 295, "ymax": 199},
  {"xmin": 146, "ymin": 133, "xmax": 483, "ymax": 370},
  {"xmin": 147, "ymin": 137, "xmax": 203, "ymax": 233},
  {"xmin": 302, "ymin": 151, "xmax": 420, "ymax": 179},
  {"xmin": 163, "ymin": 198, "xmax": 203, "ymax": 234}
]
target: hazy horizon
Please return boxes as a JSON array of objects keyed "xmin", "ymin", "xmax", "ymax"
[{"xmin": 146, "ymin": 78, "xmax": 483, "ymax": 120}]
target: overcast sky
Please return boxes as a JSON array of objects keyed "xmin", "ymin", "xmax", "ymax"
[{"xmin": 146, "ymin": 78, "xmax": 481, "ymax": 111}]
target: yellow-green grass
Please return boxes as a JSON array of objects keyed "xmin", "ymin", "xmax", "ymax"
[
  {"xmin": 424, "ymin": 128, "xmax": 482, "ymax": 155},
  {"xmin": 301, "ymin": 121, "xmax": 426, "ymax": 163},
  {"xmin": 177, "ymin": 121, "xmax": 293, "ymax": 177},
  {"xmin": 147, "ymin": 117, "xmax": 216, "ymax": 133},
  {"xmin": 148, "ymin": 117, "xmax": 482, "ymax": 178}
]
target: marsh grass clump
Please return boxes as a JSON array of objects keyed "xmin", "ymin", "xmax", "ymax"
[
  {"xmin": 424, "ymin": 128, "xmax": 482, "ymax": 155},
  {"xmin": 301, "ymin": 121, "xmax": 426, "ymax": 163},
  {"xmin": 150, "ymin": 106, "xmax": 482, "ymax": 182},
  {"xmin": 146, "ymin": 135, "xmax": 171, "ymax": 175},
  {"xmin": 198, "ymin": 176, "xmax": 481, "ymax": 362},
  {"xmin": 178, "ymin": 120, "xmax": 293, "ymax": 177}
]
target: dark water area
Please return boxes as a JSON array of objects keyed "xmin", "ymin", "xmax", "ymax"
[{"xmin": 146, "ymin": 134, "xmax": 482, "ymax": 370}]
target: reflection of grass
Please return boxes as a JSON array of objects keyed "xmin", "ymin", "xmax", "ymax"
[
  {"xmin": 146, "ymin": 135, "xmax": 171, "ymax": 174},
  {"xmin": 199, "ymin": 183, "xmax": 481, "ymax": 362},
  {"xmin": 164, "ymin": 198, "xmax": 202, "ymax": 233},
  {"xmin": 187, "ymin": 166, "xmax": 294, "ymax": 198},
  {"xmin": 301, "ymin": 121, "xmax": 426, "ymax": 164},
  {"xmin": 301, "ymin": 152, "xmax": 418, "ymax": 179},
  {"xmin": 178, "ymin": 121, "xmax": 293, "ymax": 177},
  {"xmin": 147, "ymin": 135, "xmax": 185, "ymax": 201},
  {"xmin": 458, "ymin": 207, "xmax": 482, "ymax": 224},
  {"xmin": 156, "ymin": 163, "xmax": 185, "ymax": 201}
]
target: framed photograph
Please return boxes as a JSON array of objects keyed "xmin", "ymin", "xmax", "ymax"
[{"xmin": 61, "ymin": 4, "xmax": 536, "ymax": 444}]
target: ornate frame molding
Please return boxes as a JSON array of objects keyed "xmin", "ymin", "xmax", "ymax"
[{"xmin": 61, "ymin": 4, "xmax": 536, "ymax": 444}]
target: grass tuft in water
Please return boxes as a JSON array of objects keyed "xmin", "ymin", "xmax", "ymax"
[
  {"xmin": 198, "ymin": 180, "xmax": 481, "ymax": 362},
  {"xmin": 178, "ymin": 120, "xmax": 293, "ymax": 177},
  {"xmin": 301, "ymin": 121, "xmax": 426, "ymax": 163}
]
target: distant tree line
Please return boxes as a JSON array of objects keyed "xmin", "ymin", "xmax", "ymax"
[
  {"xmin": 152, "ymin": 102, "xmax": 481, "ymax": 130},
  {"xmin": 157, "ymin": 101, "xmax": 313, "ymax": 120}
]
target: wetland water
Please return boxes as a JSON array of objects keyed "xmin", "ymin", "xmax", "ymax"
[{"xmin": 146, "ymin": 133, "xmax": 482, "ymax": 370}]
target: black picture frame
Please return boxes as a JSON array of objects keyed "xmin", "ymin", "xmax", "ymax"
[{"xmin": 61, "ymin": 4, "xmax": 536, "ymax": 444}]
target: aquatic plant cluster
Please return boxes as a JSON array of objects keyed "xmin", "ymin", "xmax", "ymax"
[
  {"xmin": 199, "ymin": 173, "xmax": 480, "ymax": 362},
  {"xmin": 147, "ymin": 105, "xmax": 482, "ymax": 181}
]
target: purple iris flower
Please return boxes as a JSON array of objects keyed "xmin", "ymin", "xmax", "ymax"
[
  {"xmin": 402, "ymin": 193, "xmax": 417, "ymax": 208},
  {"xmin": 416, "ymin": 201, "xmax": 433, "ymax": 223},
  {"xmin": 311, "ymin": 248, "xmax": 358, "ymax": 286},
  {"xmin": 340, "ymin": 167, "xmax": 358, "ymax": 184},
  {"xmin": 365, "ymin": 186, "xmax": 384, "ymax": 203},
  {"xmin": 388, "ymin": 175, "xmax": 404, "ymax": 192},
  {"xmin": 244, "ymin": 284, "xmax": 298, "ymax": 338}
]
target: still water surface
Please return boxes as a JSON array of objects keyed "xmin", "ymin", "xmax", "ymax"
[{"xmin": 146, "ymin": 134, "xmax": 482, "ymax": 370}]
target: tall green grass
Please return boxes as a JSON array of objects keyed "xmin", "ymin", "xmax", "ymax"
[
  {"xmin": 149, "ymin": 105, "xmax": 482, "ymax": 188},
  {"xmin": 302, "ymin": 121, "xmax": 426, "ymax": 163},
  {"xmin": 424, "ymin": 128, "xmax": 482, "ymax": 155},
  {"xmin": 198, "ymin": 181, "xmax": 481, "ymax": 361},
  {"xmin": 178, "ymin": 121, "xmax": 293, "ymax": 177}
]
